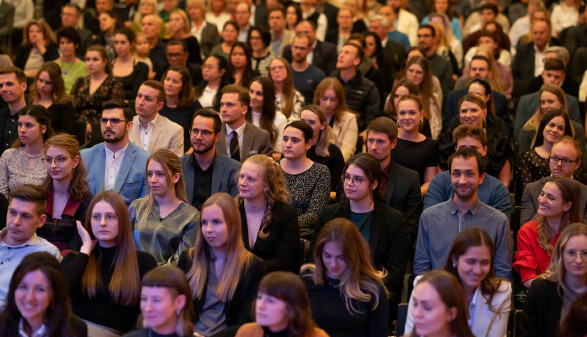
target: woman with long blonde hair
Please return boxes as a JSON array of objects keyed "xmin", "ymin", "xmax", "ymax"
[
  {"xmin": 269, "ymin": 57, "xmax": 305, "ymax": 122},
  {"xmin": 167, "ymin": 9, "xmax": 202, "ymax": 65},
  {"xmin": 129, "ymin": 149, "xmax": 200, "ymax": 265},
  {"xmin": 179, "ymin": 193, "xmax": 265, "ymax": 337}
]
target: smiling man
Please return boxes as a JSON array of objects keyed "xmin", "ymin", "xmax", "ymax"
[{"xmin": 0, "ymin": 67, "xmax": 28, "ymax": 156}]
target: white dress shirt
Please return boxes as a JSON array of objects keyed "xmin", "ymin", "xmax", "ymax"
[
  {"xmin": 198, "ymin": 85, "xmax": 218, "ymax": 108},
  {"xmin": 534, "ymin": 44, "xmax": 546, "ymax": 77},
  {"xmin": 104, "ymin": 143, "xmax": 129, "ymax": 191},
  {"xmin": 138, "ymin": 114, "xmax": 158, "ymax": 152}
]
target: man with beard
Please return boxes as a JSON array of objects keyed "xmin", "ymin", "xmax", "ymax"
[
  {"xmin": 180, "ymin": 108, "xmax": 241, "ymax": 210},
  {"xmin": 414, "ymin": 147, "xmax": 512, "ymax": 280},
  {"xmin": 81, "ymin": 99, "xmax": 149, "ymax": 205},
  {"xmin": 289, "ymin": 33, "xmax": 325, "ymax": 104}
]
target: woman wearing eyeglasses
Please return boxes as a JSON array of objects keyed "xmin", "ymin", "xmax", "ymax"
[
  {"xmin": 37, "ymin": 134, "xmax": 94, "ymax": 252},
  {"xmin": 514, "ymin": 176, "xmax": 582, "ymax": 288}
]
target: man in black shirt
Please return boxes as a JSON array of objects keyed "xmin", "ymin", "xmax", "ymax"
[{"xmin": 0, "ymin": 67, "xmax": 27, "ymax": 156}]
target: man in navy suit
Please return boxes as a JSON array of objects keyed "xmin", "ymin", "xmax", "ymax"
[
  {"xmin": 81, "ymin": 99, "xmax": 149, "ymax": 205},
  {"xmin": 181, "ymin": 108, "xmax": 241, "ymax": 210}
]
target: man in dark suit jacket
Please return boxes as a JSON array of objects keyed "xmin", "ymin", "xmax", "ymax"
[
  {"xmin": 512, "ymin": 21, "xmax": 559, "ymax": 86},
  {"xmin": 181, "ymin": 109, "xmax": 241, "ymax": 210},
  {"xmin": 216, "ymin": 85, "xmax": 272, "ymax": 162},
  {"xmin": 252, "ymin": 3, "xmax": 269, "ymax": 28},
  {"xmin": 317, "ymin": 0, "xmax": 339, "ymax": 33},
  {"xmin": 283, "ymin": 20, "xmax": 338, "ymax": 76}
]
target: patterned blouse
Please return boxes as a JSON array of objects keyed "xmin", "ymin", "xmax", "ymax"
[
  {"xmin": 0, "ymin": 147, "xmax": 46, "ymax": 197},
  {"xmin": 275, "ymin": 90, "xmax": 305, "ymax": 122},
  {"xmin": 517, "ymin": 149, "xmax": 551, "ymax": 193},
  {"xmin": 70, "ymin": 76, "xmax": 124, "ymax": 123}
]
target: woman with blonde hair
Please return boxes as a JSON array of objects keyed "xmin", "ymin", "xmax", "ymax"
[
  {"xmin": 15, "ymin": 19, "xmax": 58, "ymax": 78},
  {"xmin": 313, "ymin": 77, "xmax": 358, "ymax": 162},
  {"xmin": 237, "ymin": 154, "xmax": 302, "ymax": 272},
  {"xmin": 186, "ymin": 0, "xmax": 220, "ymax": 58},
  {"xmin": 521, "ymin": 223, "xmax": 587, "ymax": 337},
  {"xmin": 178, "ymin": 193, "xmax": 265, "ymax": 337},
  {"xmin": 302, "ymin": 218, "xmax": 388, "ymax": 336},
  {"xmin": 62, "ymin": 192, "xmax": 157, "ymax": 335},
  {"xmin": 269, "ymin": 57, "xmax": 305, "ymax": 122},
  {"xmin": 167, "ymin": 9, "xmax": 202, "ymax": 65},
  {"xmin": 461, "ymin": 46, "xmax": 509, "ymax": 98},
  {"xmin": 429, "ymin": 19, "xmax": 463, "ymax": 72},
  {"xmin": 129, "ymin": 149, "xmax": 200, "ymax": 265},
  {"xmin": 205, "ymin": 0, "xmax": 231, "ymax": 33}
]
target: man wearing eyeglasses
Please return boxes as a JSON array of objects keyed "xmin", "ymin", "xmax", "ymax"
[
  {"xmin": 521, "ymin": 136, "xmax": 587, "ymax": 224},
  {"xmin": 181, "ymin": 108, "xmax": 241, "ymax": 210},
  {"xmin": 81, "ymin": 99, "xmax": 149, "ymax": 205},
  {"xmin": 128, "ymin": 80, "xmax": 184, "ymax": 157}
]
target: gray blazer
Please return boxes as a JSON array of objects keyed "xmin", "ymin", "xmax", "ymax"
[
  {"xmin": 520, "ymin": 176, "xmax": 587, "ymax": 225},
  {"xmin": 199, "ymin": 22, "xmax": 221, "ymax": 58},
  {"xmin": 180, "ymin": 150, "xmax": 241, "ymax": 205},
  {"xmin": 216, "ymin": 122, "xmax": 273, "ymax": 162}
]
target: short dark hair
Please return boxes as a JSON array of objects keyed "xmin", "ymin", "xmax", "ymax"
[
  {"xmin": 0, "ymin": 66, "xmax": 26, "ymax": 83},
  {"xmin": 63, "ymin": 3, "xmax": 82, "ymax": 15},
  {"xmin": 367, "ymin": 117, "xmax": 398, "ymax": 142},
  {"xmin": 222, "ymin": 85, "xmax": 250, "ymax": 108},
  {"xmin": 343, "ymin": 41, "xmax": 364, "ymax": 64},
  {"xmin": 114, "ymin": 27, "xmax": 136, "ymax": 43},
  {"xmin": 471, "ymin": 55, "xmax": 490, "ymax": 68},
  {"xmin": 102, "ymin": 98, "xmax": 133, "ymax": 122},
  {"xmin": 452, "ymin": 125, "xmax": 487, "ymax": 147},
  {"xmin": 448, "ymin": 147, "xmax": 486, "ymax": 176},
  {"xmin": 193, "ymin": 108, "xmax": 222, "ymax": 133},
  {"xmin": 544, "ymin": 58, "xmax": 565, "ymax": 72},
  {"xmin": 297, "ymin": 19, "xmax": 316, "ymax": 31},
  {"xmin": 285, "ymin": 120, "xmax": 313, "ymax": 143},
  {"xmin": 56, "ymin": 27, "xmax": 81, "ymax": 47},
  {"xmin": 419, "ymin": 24, "xmax": 436, "ymax": 37},
  {"xmin": 478, "ymin": 29, "xmax": 500, "ymax": 45},
  {"xmin": 140, "ymin": 80, "xmax": 166, "ymax": 102},
  {"xmin": 8, "ymin": 184, "xmax": 47, "ymax": 216},
  {"xmin": 248, "ymin": 26, "xmax": 271, "ymax": 48},
  {"xmin": 268, "ymin": 4, "xmax": 285, "ymax": 16},
  {"xmin": 167, "ymin": 39, "xmax": 187, "ymax": 53},
  {"xmin": 479, "ymin": 3, "xmax": 498, "ymax": 15}
]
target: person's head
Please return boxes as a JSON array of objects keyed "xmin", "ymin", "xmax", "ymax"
[
  {"xmin": 531, "ymin": 7, "xmax": 551, "ymax": 25},
  {"xmin": 362, "ymin": 32, "xmax": 382, "ymax": 59},
  {"xmin": 531, "ymin": 20, "xmax": 551, "ymax": 50},
  {"xmin": 248, "ymin": 26, "xmax": 271, "ymax": 53},
  {"xmin": 101, "ymin": 98, "xmax": 134, "ymax": 144},
  {"xmin": 541, "ymin": 58, "xmax": 565, "ymax": 87},
  {"xmin": 313, "ymin": 77, "xmax": 348, "ymax": 120},
  {"xmin": 469, "ymin": 55, "xmax": 491, "ymax": 80},
  {"xmin": 534, "ymin": 109, "xmax": 572, "ymax": 148},
  {"xmin": 136, "ymin": 80, "xmax": 166, "ymax": 120},
  {"xmin": 295, "ymin": 20, "xmax": 317, "ymax": 45},
  {"xmin": 221, "ymin": 21, "xmax": 239, "ymax": 44},
  {"xmin": 238, "ymin": 154, "xmax": 289, "ymax": 204},
  {"xmin": 537, "ymin": 177, "xmax": 581, "ymax": 228},
  {"xmin": 248, "ymin": 76, "xmax": 276, "ymax": 113},
  {"xmin": 0, "ymin": 67, "xmax": 27, "ymax": 105},
  {"xmin": 448, "ymin": 147, "xmax": 486, "ymax": 202},
  {"xmin": 99, "ymin": 11, "xmax": 119, "ymax": 33},
  {"xmin": 417, "ymin": 24, "xmax": 436, "ymax": 53},
  {"xmin": 202, "ymin": 55, "xmax": 228, "ymax": 84},
  {"xmin": 478, "ymin": 3, "xmax": 498, "ymax": 26},
  {"xmin": 31, "ymin": 62, "xmax": 67, "ymax": 105},
  {"xmin": 550, "ymin": 136, "xmax": 582, "ymax": 178},
  {"xmin": 166, "ymin": 39, "xmax": 189, "ymax": 66},
  {"xmin": 2, "ymin": 252, "xmax": 73, "ymax": 336},
  {"xmin": 397, "ymin": 94, "xmax": 424, "ymax": 133},
  {"xmin": 220, "ymin": 85, "xmax": 249, "ymax": 127},
  {"xmin": 186, "ymin": 0, "xmax": 206, "ymax": 22},
  {"xmin": 291, "ymin": 33, "xmax": 312, "ymax": 63},
  {"xmin": 385, "ymin": 78, "xmax": 418, "ymax": 118},
  {"xmin": 23, "ymin": 20, "xmax": 55, "ymax": 47},
  {"xmin": 467, "ymin": 78, "xmax": 492, "ymax": 104},
  {"xmin": 342, "ymin": 153, "xmax": 382, "ymax": 203},
  {"xmin": 234, "ymin": 2, "xmax": 251, "ymax": 28},
  {"xmin": 141, "ymin": 14, "xmax": 163, "ymax": 40},
  {"xmin": 410, "ymin": 270, "xmax": 473, "ymax": 337},
  {"xmin": 42, "ymin": 134, "xmax": 85, "ymax": 197},
  {"xmin": 286, "ymin": 4, "xmax": 302, "ymax": 29},
  {"xmin": 96, "ymin": 0, "xmax": 114, "ymax": 13},
  {"xmin": 146, "ymin": 149, "xmax": 187, "ymax": 201},
  {"xmin": 544, "ymin": 46, "xmax": 570, "ymax": 67},
  {"xmin": 545, "ymin": 223, "xmax": 587, "ymax": 286},
  {"xmin": 168, "ymin": 9, "xmax": 191, "ymax": 36},
  {"xmin": 161, "ymin": 66, "xmax": 195, "ymax": 109},
  {"xmin": 388, "ymin": 0, "xmax": 405, "ymax": 11},
  {"xmin": 368, "ymin": 14, "xmax": 389, "ymax": 41},
  {"xmin": 138, "ymin": 265, "xmax": 194, "ymax": 336},
  {"xmin": 336, "ymin": 42, "xmax": 363, "ymax": 71},
  {"xmin": 139, "ymin": 0, "xmax": 158, "ymax": 16},
  {"xmin": 163, "ymin": 0, "xmax": 179, "ymax": 11},
  {"xmin": 255, "ymin": 272, "xmax": 316, "ymax": 334},
  {"xmin": 268, "ymin": 57, "xmax": 291, "ymax": 85},
  {"xmin": 268, "ymin": 6, "xmax": 286, "ymax": 33},
  {"xmin": 5, "ymin": 185, "xmax": 47, "ymax": 246},
  {"xmin": 134, "ymin": 32, "xmax": 150, "ymax": 56},
  {"xmin": 299, "ymin": 104, "xmax": 328, "ymax": 147},
  {"xmin": 85, "ymin": 45, "xmax": 111, "ymax": 76},
  {"xmin": 458, "ymin": 93, "xmax": 487, "ymax": 128},
  {"xmin": 16, "ymin": 105, "xmax": 54, "ymax": 148},
  {"xmin": 198, "ymin": 192, "xmax": 243, "ymax": 253},
  {"xmin": 61, "ymin": 4, "xmax": 82, "ymax": 27},
  {"xmin": 229, "ymin": 42, "xmax": 252, "ymax": 71},
  {"xmin": 56, "ymin": 27, "xmax": 81, "ymax": 58},
  {"xmin": 477, "ymin": 30, "xmax": 499, "ymax": 53},
  {"xmin": 405, "ymin": 56, "xmax": 430, "ymax": 87},
  {"xmin": 86, "ymin": 191, "xmax": 133, "ymax": 247},
  {"xmin": 300, "ymin": 0, "xmax": 316, "ymax": 12},
  {"xmin": 539, "ymin": 84, "xmax": 567, "ymax": 115},
  {"xmin": 378, "ymin": 5, "xmax": 396, "ymax": 26},
  {"xmin": 337, "ymin": 7, "xmax": 354, "ymax": 31},
  {"xmin": 282, "ymin": 121, "xmax": 313, "ymax": 160},
  {"xmin": 366, "ymin": 117, "xmax": 398, "ymax": 162},
  {"xmin": 112, "ymin": 27, "xmax": 135, "ymax": 58},
  {"xmin": 191, "ymin": 108, "xmax": 222, "ymax": 155},
  {"xmin": 453, "ymin": 125, "xmax": 488, "ymax": 157}
]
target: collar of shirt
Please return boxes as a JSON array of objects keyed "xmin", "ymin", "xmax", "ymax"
[
  {"xmin": 226, "ymin": 122, "xmax": 246, "ymax": 138},
  {"xmin": 204, "ymin": 85, "xmax": 217, "ymax": 95},
  {"xmin": 105, "ymin": 143, "xmax": 129, "ymax": 161},
  {"xmin": 467, "ymin": 286, "xmax": 481, "ymax": 326},
  {"xmin": 19, "ymin": 319, "xmax": 47, "ymax": 337},
  {"xmin": 448, "ymin": 197, "xmax": 482, "ymax": 216},
  {"xmin": 381, "ymin": 37, "xmax": 388, "ymax": 47},
  {"xmin": 138, "ymin": 113, "xmax": 159, "ymax": 131},
  {"xmin": 0, "ymin": 230, "xmax": 43, "ymax": 248}
]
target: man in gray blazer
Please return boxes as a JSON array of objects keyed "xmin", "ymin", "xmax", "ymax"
[
  {"xmin": 181, "ymin": 108, "xmax": 241, "ymax": 210},
  {"xmin": 81, "ymin": 99, "xmax": 149, "ymax": 205},
  {"xmin": 521, "ymin": 136, "xmax": 587, "ymax": 224},
  {"xmin": 216, "ymin": 85, "xmax": 273, "ymax": 162}
]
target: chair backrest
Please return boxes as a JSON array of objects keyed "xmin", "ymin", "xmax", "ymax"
[
  {"xmin": 513, "ymin": 309, "xmax": 524, "ymax": 337},
  {"xmin": 396, "ymin": 302, "xmax": 409, "ymax": 336}
]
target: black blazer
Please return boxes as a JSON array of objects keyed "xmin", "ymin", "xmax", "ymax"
[
  {"xmin": 14, "ymin": 42, "xmax": 59, "ymax": 71},
  {"xmin": 512, "ymin": 41, "xmax": 560, "ymax": 83},
  {"xmin": 283, "ymin": 40, "xmax": 338, "ymax": 76},
  {"xmin": 254, "ymin": 5, "xmax": 269, "ymax": 27},
  {"xmin": 384, "ymin": 160, "xmax": 422, "ymax": 232},
  {"xmin": 313, "ymin": 200, "xmax": 409, "ymax": 293},
  {"xmin": 520, "ymin": 278, "xmax": 562, "ymax": 337},
  {"xmin": 239, "ymin": 200, "xmax": 302, "ymax": 273}
]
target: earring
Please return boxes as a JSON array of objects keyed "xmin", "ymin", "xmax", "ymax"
[{"xmin": 452, "ymin": 263, "xmax": 456, "ymax": 268}]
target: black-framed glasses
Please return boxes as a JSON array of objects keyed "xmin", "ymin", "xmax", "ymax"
[
  {"xmin": 42, "ymin": 156, "xmax": 70, "ymax": 165},
  {"xmin": 191, "ymin": 128, "xmax": 214, "ymax": 138},
  {"xmin": 549, "ymin": 156, "xmax": 577, "ymax": 166},
  {"xmin": 100, "ymin": 118, "xmax": 128, "ymax": 126},
  {"xmin": 341, "ymin": 174, "xmax": 366, "ymax": 186}
]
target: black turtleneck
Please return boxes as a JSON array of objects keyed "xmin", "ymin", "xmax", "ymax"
[{"xmin": 263, "ymin": 326, "xmax": 288, "ymax": 337}]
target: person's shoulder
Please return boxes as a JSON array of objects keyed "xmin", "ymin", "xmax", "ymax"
[
  {"xmin": 136, "ymin": 250, "xmax": 158, "ymax": 269},
  {"xmin": 214, "ymin": 151, "xmax": 241, "ymax": 168},
  {"xmin": 80, "ymin": 143, "xmax": 104, "ymax": 156},
  {"xmin": 308, "ymin": 327, "xmax": 330, "ymax": 337},
  {"xmin": 128, "ymin": 142, "xmax": 150, "ymax": 159},
  {"xmin": 245, "ymin": 122, "xmax": 270, "ymax": 136},
  {"xmin": 236, "ymin": 323, "xmax": 262, "ymax": 336},
  {"xmin": 392, "ymin": 161, "xmax": 419, "ymax": 180},
  {"xmin": 159, "ymin": 115, "xmax": 183, "ymax": 130},
  {"xmin": 121, "ymin": 329, "xmax": 147, "ymax": 337},
  {"xmin": 529, "ymin": 277, "xmax": 557, "ymax": 292},
  {"xmin": 422, "ymin": 199, "xmax": 451, "ymax": 215},
  {"xmin": 312, "ymin": 161, "xmax": 330, "ymax": 175}
]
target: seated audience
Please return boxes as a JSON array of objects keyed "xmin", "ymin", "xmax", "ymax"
[
  {"xmin": 187, "ymin": 0, "xmax": 220, "ymax": 59},
  {"xmin": 383, "ymin": 79, "xmax": 426, "ymax": 133},
  {"xmin": 15, "ymin": 20, "xmax": 59, "ymax": 78},
  {"xmin": 229, "ymin": 42, "xmax": 259, "ymax": 88},
  {"xmin": 196, "ymin": 55, "xmax": 231, "ymax": 110},
  {"xmin": 0, "ymin": 252, "xmax": 87, "ymax": 337},
  {"xmin": 123, "ymin": 265, "xmax": 195, "ymax": 337},
  {"xmin": 248, "ymin": 26, "xmax": 274, "ymax": 77},
  {"xmin": 269, "ymin": 57, "xmax": 304, "ymax": 122},
  {"xmin": 0, "ymin": 105, "xmax": 55, "ymax": 197},
  {"xmin": 283, "ymin": 21, "xmax": 338, "ymax": 76},
  {"xmin": 279, "ymin": 121, "xmax": 330, "ymax": 238},
  {"xmin": 405, "ymin": 228, "xmax": 512, "ymax": 336},
  {"xmin": 129, "ymin": 149, "xmax": 200, "ymax": 265},
  {"xmin": 62, "ymin": 191, "xmax": 157, "ymax": 335},
  {"xmin": 526, "ymin": 47, "xmax": 579, "ymax": 98},
  {"xmin": 133, "ymin": 33, "xmax": 156, "ymax": 79},
  {"xmin": 157, "ymin": 39, "xmax": 204, "ymax": 86},
  {"xmin": 267, "ymin": 5, "xmax": 295, "ymax": 57},
  {"xmin": 414, "ymin": 148, "xmax": 512, "ymax": 280},
  {"xmin": 512, "ymin": 20, "xmax": 556, "ymax": 87},
  {"xmin": 325, "ymin": 7, "xmax": 354, "ymax": 53},
  {"xmin": 95, "ymin": 11, "xmax": 121, "ymax": 61},
  {"xmin": 38, "ymin": 134, "xmax": 93, "ymax": 252},
  {"xmin": 167, "ymin": 9, "xmax": 202, "ymax": 65},
  {"xmin": 112, "ymin": 28, "xmax": 149, "ymax": 102},
  {"xmin": 178, "ymin": 193, "xmax": 265, "ymax": 337},
  {"xmin": 520, "ymin": 223, "xmax": 587, "ymax": 337},
  {"xmin": 416, "ymin": 25, "xmax": 454, "ymax": 104},
  {"xmin": 551, "ymin": 0, "xmax": 580, "ymax": 38},
  {"xmin": 141, "ymin": 15, "xmax": 169, "ymax": 77},
  {"xmin": 55, "ymin": 27, "xmax": 88, "ymax": 94},
  {"xmin": 464, "ymin": 29, "xmax": 511, "ymax": 67},
  {"xmin": 210, "ymin": 21, "xmax": 239, "ymax": 61},
  {"xmin": 301, "ymin": 218, "xmax": 389, "ymax": 337},
  {"xmin": 0, "ymin": 185, "xmax": 61, "ymax": 306},
  {"xmin": 181, "ymin": 109, "xmax": 241, "ymax": 210},
  {"xmin": 0, "ymin": 68, "xmax": 31, "ymax": 156},
  {"xmin": 288, "ymin": 33, "xmax": 326, "ymax": 105},
  {"xmin": 459, "ymin": 46, "xmax": 512, "ymax": 99}
]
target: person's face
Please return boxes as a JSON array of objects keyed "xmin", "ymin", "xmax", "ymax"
[
  {"xmin": 222, "ymin": 24, "xmax": 238, "ymax": 43},
  {"xmin": 187, "ymin": 5, "xmax": 204, "ymax": 21},
  {"xmin": 167, "ymin": 45, "xmax": 188, "ymax": 66},
  {"xmin": 140, "ymin": 1, "xmax": 156, "ymax": 15},
  {"xmin": 141, "ymin": 17, "xmax": 161, "ymax": 39},
  {"xmin": 406, "ymin": 64, "xmax": 424, "ymax": 86},
  {"xmin": 532, "ymin": 22, "xmax": 550, "ymax": 49},
  {"xmin": 456, "ymin": 136, "xmax": 487, "ymax": 157},
  {"xmin": 141, "ymin": 286, "xmax": 185, "ymax": 334},
  {"xmin": 322, "ymin": 241, "xmax": 347, "ymax": 279},
  {"xmin": 99, "ymin": 13, "xmax": 117, "ymax": 32},
  {"xmin": 90, "ymin": 200, "xmax": 119, "ymax": 247},
  {"xmin": 549, "ymin": 142, "xmax": 580, "ymax": 178},
  {"xmin": 249, "ymin": 81, "xmax": 264, "ymax": 111},
  {"xmin": 479, "ymin": 9, "xmax": 496, "ymax": 26},
  {"xmin": 364, "ymin": 35, "xmax": 377, "ymax": 58},
  {"xmin": 163, "ymin": 0, "xmax": 178, "ymax": 11},
  {"xmin": 467, "ymin": 83, "xmax": 489, "ymax": 104},
  {"xmin": 301, "ymin": 0, "xmax": 316, "ymax": 12},
  {"xmin": 168, "ymin": 13, "xmax": 185, "ymax": 34},
  {"xmin": 454, "ymin": 246, "xmax": 491, "ymax": 291},
  {"xmin": 191, "ymin": 116, "xmax": 219, "ymax": 154},
  {"xmin": 286, "ymin": 7, "xmax": 298, "ymax": 26},
  {"xmin": 369, "ymin": 20, "xmax": 386, "ymax": 40},
  {"xmin": 58, "ymin": 38, "xmax": 77, "ymax": 58},
  {"xmin": 212, "ymin": 0, "xmax": 224, "ymax": 12},
  {"xmin": 542, "ymin": 115, "xmax": 566, "ymax": 145},
  {"xmin": 397, "ymin": 99, "xmax": 422, "ymax": 132},
  {"xmin": 101, "ymin": 108, "xmax": 131, "ymax": 143},
  {"xmin": 450, "ymin": 156, "xmax": 484, "ymax": 201},
  {"xmin": 563, "ymin": 234, "xmax": 587, "ymax": 279},
  {"xmin": 96, "ymin": 0, "xmax": 113, "ymax": 13},
  {"xmin": 469, "ymin": 59, "xmax": 490, "ymax": 79},
  {"xmin": 389, "ymin": 0, "xmax": 403, "ymax": 10},
  {"xmin": 15, "ymin": 270, "xmax": 52, "ymax": 327},
  {"xmin": 230, "ymin": 46, "xmax": 247, "ymax": 69},
  {"xmin": 542, "ymin": 70, "xmax": 565, "ymax": 87},
  {"xmin": 417, "ymin": 28, "xmax": 434, "ymax": 51},
  {"xmin": 249, "ymin": 30, "xmax": 265, "ymax": 52},
  {"xmin": 337, "ymin": 45, "xmax": 360, "ymax": 70},
  {"xmin": 147, "ymin": 160, "xmax": 178, "ymax": 198},
  {"xmin": 291, "ymin": 37, "xmax": 311, "ymax": 62},
  {"xmin": 44, "ymin": 145, "xmax": 79, "ymax": 182},
  {"xmin": 537, "ymin": 181, "xmax": 572, "ymax": 219},
  {"xmin": 136, "ymin": 84, "xmax": 164, "ymax": 119},
  {"xmin": 0, "ymin": 73, "xmax": 26, "ymax": 104},
  {"xmin": 478, "ymin": 36, "xmax": 498, "ymax": 52},
  {"xmin": 135, "ymin": 36, "xmax": 150, "ymax": 54},
  {"xmin": 434, "ymin": 0, "xmax": 448, "ymax": 13},
  {"xmin": 255, "ymin": 293, "xmax": 289, "ymax": 331},
  {"xmin": 61, "ymin": 7, "xmax": 79, "ymax": 27},
  {"xmin": 379, "ymin": 6, "xmax": 395, "ymax": 24},
  {"xmin": 220, "ymin": 92, "xmax": 247, "ymax": 125},
  {"xmin": 5, "ymin": 199, "xmax": 45, "ymax": 246},
  {"xmin": 269, "ymin": 59, "xmax": 287, "ymax": 83},
  {"xmin": 202, "ymin": 57, "xmax": 224, "ymax": 82},
  {"xmin": 28, "ymin": 25, "xmax": 43, "ymax": 45},
  {"xmin": 532, "ymin": 11, "xmax": 547, "ymax": 23},
  {"xmin": 269, "ymin": 10, "xmax": 286, "ymax": 32},
  {"xmin": 163, "ymin": 70, "xmax": 183, "ymax": 98},
  {"xmin": 367, "ymin": 131, "xmax": 395, "ymax": 161},
  {"xmin": 393, "ymin": 86, "xmax": 410, "ymax": 110},
  {"xmin": 338, "ymin": 10, "xmax": 353, "ymax": 30},
  {"xmin": 238, "ymin": 162, "xmax": 267, "ymax": 200},
  {"xmin": 282, "ymin": 127, "xmax": 311, "ymax": 160},
  {"xmin": 343, "ymin": 163, "xmax": 375, "ymax": 201},
  {"xmin": 300, "ymin": 110, "xmax": 326, "ymax": 143},
  {"xmin": 201, "ymin": 203, "xmax": 229, "ymax": 250},
  {"xmin": 85, "ymin": 51, "xmax": 107, "ymax": 75},
  {"xmin": 540, "ymin": 91, "xmax": 563, "ymax": 114},
  {"xmin": 319, "ymin": 89, "xmax": 338, "ymax": 115},
  {"xmin": 295, "ymin": 22, "xmax": 316, "ymax": 45},
  {"xmin": 411, "ymin": 281, "xmax": 456, "ymax": 337},
  {"xmin": 18, "ymin": 115, "xmax": 46, "ymax": 146},
  {"xmin": 113, "ymin": 33, "xmax": 131, "ymax": 57},
  {"xmin": 36, "ymin": 71, "xmax": 54, "ymax": 98},
  {"xmin": 459, "ymin": 101, "xmax": 486, "ymax": 127},
  {"xmin": 235, "ymin": 3, "xmax": 251, "ymax": 27}
]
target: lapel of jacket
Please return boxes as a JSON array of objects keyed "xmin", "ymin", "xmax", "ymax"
[
  {"xmin": 217, "ymin": 125, "xmax": 228, "ymax": 156},
  {"xmin": 95, "ymin": 144, "xmax": 107, "ymax": 194},
  {"xmin": 385, "ymin": 161, "xmax": 399, "ymax": 205},
  {"xmin": 148, "ymin": 115, "xmax": 165, "ymax": 152},
  {"xmin": 211, "ymin": 151, "xmax": 225, "ymax": 194},
  {"xmin": 241, "ymin": 123, "xmax": 253, "ymax": 162},
  {"xmin": 114, "ymin": 142, "xmax": 137, "ymax": 193},
  {"xmin": 368, "ymin": 203, "xmax": 385, "ymax": 258}
]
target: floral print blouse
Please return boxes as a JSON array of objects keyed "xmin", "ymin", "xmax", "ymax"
[{"xmin": 70, "ymin": 76, "xmax": 124, "ymax": 123}]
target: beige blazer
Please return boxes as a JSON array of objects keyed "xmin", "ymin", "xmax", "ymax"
[
  {"xmin": 331, "ymin": 111, "xmax": 358, "ymax": 162},
  {"xmin": 128, "ymin": 114, "xmax": 184, "ymax": 157},
  {"xmin": 269, "ymin": 29, "xmax": 295, "ymax": 56}
]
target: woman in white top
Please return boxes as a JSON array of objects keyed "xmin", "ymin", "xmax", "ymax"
[
  {"xmin": 186, "ymin": 0, "xmax": 220, "ymax": 59},
  {"xmin": 405, "ymin": 227, "xmax": 512, "ymax": 337},
  {"xmin": 205, "ymin": 0, "xmax": 232, "ymax": 32},
  {"xmin": 247, "ymin": 77, "xmax": 287, "ymax": 159},
  {"xmin": 269, "ymin": 57, "xmax": 304, "ymax": 122},
  {"xmin": 195, "ymin": 55, "xmax": 229, "ymax": 109},
  {"xmin": 550, "ymin": 0, "xmax": 580, "ymax": 38}
]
